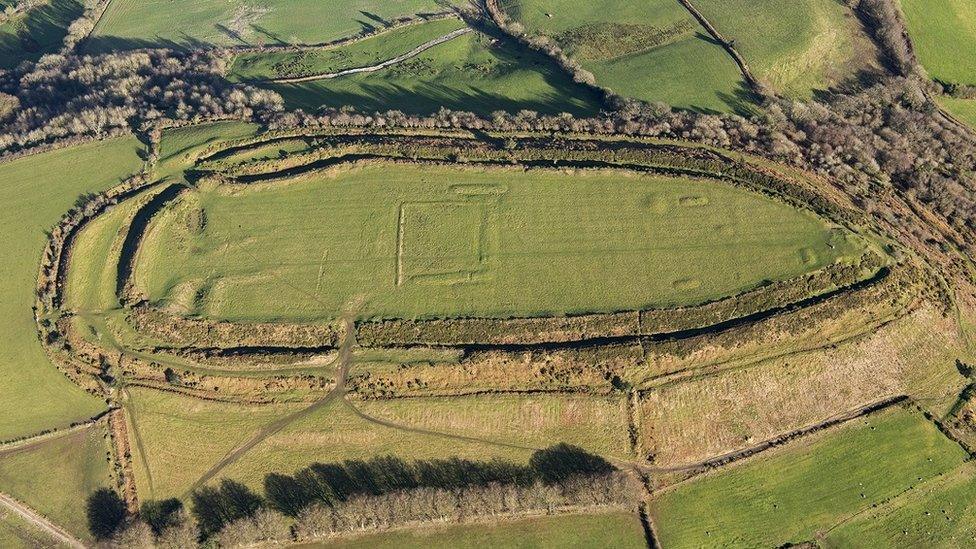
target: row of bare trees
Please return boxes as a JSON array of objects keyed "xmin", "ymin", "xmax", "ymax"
[{"xmin": 91, "ymin": 445, "xmax": 636, "ymax": 547}]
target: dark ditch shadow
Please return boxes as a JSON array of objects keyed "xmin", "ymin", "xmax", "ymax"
[{"xmin": 115, "ymin": 183, "xmax": 187, "ymax": 301}]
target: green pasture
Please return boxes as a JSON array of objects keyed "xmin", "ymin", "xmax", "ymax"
[
  {"xmin": 651, "ymin": 407, "xmax": 969, "ymax": 548},
  {"xmin": 824, "ymin": 462, "xmax": 976, "ymax": 548},
  {"xmin": 902, "ymin": 0, "xmax": 976, "ymax": 86},
  {"xmin": 499, "ymin": 0, "xmax": 748, "ymax": 112},
  {"xmin": 133, "ymin": 163, "xmax": 865, "ymax": 322},
  {"xmin": 87, "ymin": 0, "xmax": 461, "ymax": 52},
  {"xmin": 692, "ymin": 0, "xmax": 874, "ymax": 98},
  {"xmin": 0, "ymin": 510, "xmax": 56, "ymax": 548},
  {"xmin": 310, "ymin": 510, "xmax": 647, "ymax": 549},
  {"xmin": 262, "ymin": 30, "xmax": 603, "ymax": 116},
  {"xmin": 0, "ymin": 424, "xmax": 115, "ymax": 541},
  {"xmin": 230, "ymin": 18, "xmax": 467, "ymax": 81},
  {"xmin": 0, "ymin": 137, "xmax": 142, "ymax": 441},
  {"xmin": 939, "ymin": 96, "xmax": 976, "ymax": 130},
  {"xmin": 0, "ymin": 0, "xmax": 82, "ymax": 69}
]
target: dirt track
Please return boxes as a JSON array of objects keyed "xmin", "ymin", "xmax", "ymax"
[
  {"xmin": 0, "ymin": 493, "xmax": 85, "ymax": 549},
  {"xmin": 187, "ymin": 315, "xmax": 356, "ymax": 493}
]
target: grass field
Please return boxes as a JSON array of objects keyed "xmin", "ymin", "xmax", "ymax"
[
  {"xmin": 222, "ymin": 393, "xmax": 633, "ymax": 489},
  {"xmin": 124, "ymin": 387, "xmax": 302, "ymax": 500},
  {"xmin": 133, "ymin": 163, "xmax": 864, "ymax": 322},
  {"xmin": 0, "ymin": 424, "xmax": 115, "ymax": 541},
  {"xmin": 0, "ymin": 509, "xmax": 57, "ymax": 549},
  {"xmin": 692, "ymin": 0, "xmax": 876, "ymax": 98},
  {"xmin": 651, "ymin": 407, "xmax": 969, "ymax": 548},
  {"xmin": 0, "ymin": 0, "xmax": 82, "ymax": 69},
  {"xmin": 229, "ymin": 18, "xmax": 467, "ymax": 81},
  {"xmin": 308, "ymin": 510, "xmax": 647, "ymax": 549},
  {"xmin": 0, "ymin": 137, "xmax": 143, "ymax": 442},
  {"xmin": 262, "ymin": 30, "xmax": 603, "ymax": 116},
  {"xmin": 902, "ymin": 0, "xmax": 976, "ymax": 86},
  {"xmin": 499, "ymin": 0, "xmax": 748, "ymax": 112},
  {"xmin": 939, "ymin": 96, "xmax": 976, "ymax": 130},
  {"xmin": 125, "ymin": 387, "xmax": 630, "ymax": 498},
  {"xmin": 823, "ymin": 462, "xmax": 976, "ymax": 548},
  {"xmin": 87, "ymin": 0, "xmax": 460, "ymax": 52}
]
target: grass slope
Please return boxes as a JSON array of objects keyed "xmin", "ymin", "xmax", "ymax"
[
  {"xmin": 0, "ymin": 137, "xmax": 143, "ymax": 441},
  {"xmin": 88, "ymin": 0, "xmax": 460, "ymax": 52},
  {"xmin": 229, "ymin": 18, "xmax": 467, "ymax": 81},
  {"xmin": 692, "ymin": 0, "xmax": 876, "ymax": 98},
  {"xmin": 0, "ymin": 0, "xmax": 82, "ymax": 69},
  {"xmin": 313, "ymin": 510, "xmax": 647, "ymax": 549},
  {"xmin": 0, "ymin": 424, "xmax": 115, "ymax": 541},
  {"xmin": 134, "ymin": 163, "xmax": 864, "ymax": 322},
  {"xmin": 500, "ymin": 0, "xmax": 748, "ymax": 112},
  {"xmin": 651, "ymin": 407, "xmax": 969, "ymax": 548},
  {"xmin": 901, "ymin": 0, "xmax": 976, "ymax": 86},
  {"xmin": 263, "ymin": 30, "xmax": 603, "ymax": 116},
  {"xmin": 824, "ymin": 462, "xmax": 976, "ymax": 548}
]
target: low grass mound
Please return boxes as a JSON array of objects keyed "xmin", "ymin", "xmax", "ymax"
[
  {"xmin": 0, "ymin": 136, "xmax": 143, "ymax": 442},
  {"xmin": 499, "ymin": 0, "xmax": 748, "ymax": 112},
  {"xmin": 87, "ymin": 0, "xmax": 460, "ymax": 52},
  {"xmin": 0, "ymin": 0, "xmax": 82, "ymax": 69},
  {"xmin": 824, "ymin": 462, "xmax": 976, "ymax": 548},
  {"xmin": 229, "ymin": 18, "xmax": 467, "ymax": 81},
  {"xmin": 651, "ymin": 407, "xmax": 969, "ymax": 548},
  {"xmin": 0, "ymin": 424, "xmax": 115, "ymax": 541},
  {"xmin": 133, "ymin": 163, "xmax": 865, "ymax": 322},
  {"xmin": 902, "ymin": 0, "xmax": 976, "ymax": 86},
  {"xmin": 262, "ymin": 30, "xmax": 603, "ymax": 116},
  {"xmin": 322, "ymin": 510, "xmax": 647, "ymax": 548}
]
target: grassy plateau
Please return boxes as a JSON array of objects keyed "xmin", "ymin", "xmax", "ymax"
[{"xmin": 132, "ymin": 162, "xmax": 865, "ymax": 322}]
